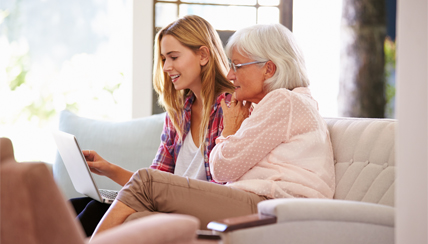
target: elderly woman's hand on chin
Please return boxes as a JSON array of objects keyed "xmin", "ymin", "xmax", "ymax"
[{"xmin": 220, "ymin": 93, "xmax": 251, "ymax": 137}]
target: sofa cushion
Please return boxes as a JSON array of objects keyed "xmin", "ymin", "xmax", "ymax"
[
  {"xmin": 53, "ymin": 110, "xmax": 166, "ymax": 199},
  {"xmin": 325, "ymin": 117, "xmax": 396, "ymax": 207}
]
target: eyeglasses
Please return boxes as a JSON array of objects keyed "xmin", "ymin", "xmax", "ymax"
[{"xmin": 229, "ymin": 61, "xmax": 267, "ymax": 72}]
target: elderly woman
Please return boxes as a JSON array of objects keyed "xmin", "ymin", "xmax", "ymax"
[
  {"xmin": 211, "ymin": 23, "xmax": 335, "ymax": 199},
  {"xmin": 91, "ymin": 23, "xmax": 334, "ymax": 237}
]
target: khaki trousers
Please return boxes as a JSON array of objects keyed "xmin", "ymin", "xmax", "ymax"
[{"xmin": 117, "ymin": 168, "xmax": 267, "ymax": 229}]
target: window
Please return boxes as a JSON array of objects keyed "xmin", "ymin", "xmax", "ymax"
[
  {"xmin": 0, "ymin": 1, "xmax": 132, "ymax": 163},
  {"xmin": 154, "ymin": 0, "xmax": 286, "ymax": 31}
]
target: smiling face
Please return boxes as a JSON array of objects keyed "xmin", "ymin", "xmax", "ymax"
[
  {"xmin": 226, "ymin": 48, "xmax": 268, "ymax": 104},
  {"xmin": 160, "ymin": 35, "xmax": 205, "ymax": 94}
]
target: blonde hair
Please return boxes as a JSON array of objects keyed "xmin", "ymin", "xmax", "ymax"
[
  {"xmin": 153, "ymin": 15, "xmax": 234, "ymax": 148},
  {"xmin": 226, "ymin": 24, "xmax": 309, "ymax": 91}
]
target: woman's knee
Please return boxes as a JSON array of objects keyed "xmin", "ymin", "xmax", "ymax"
[{"xmin": 140, "ymin": 168, "xmax": 174, "ymax": 184}]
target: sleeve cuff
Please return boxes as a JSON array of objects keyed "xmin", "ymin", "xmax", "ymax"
[{"xmin": 215, "ymin": 135, "xmax": 230, "ymax": 144}]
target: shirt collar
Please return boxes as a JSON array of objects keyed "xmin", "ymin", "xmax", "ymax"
[
  {"xmin": 183, "ymin": 93, "xmax": 195, "ymax": 112},
  {"xmin": 210, "ymin": 93, "xmax": 227, "ymax": 116}
]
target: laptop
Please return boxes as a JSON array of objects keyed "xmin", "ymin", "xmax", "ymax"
[{"xmin": 52, "ymin": 130, "xmax": 118, "ymax": 204}]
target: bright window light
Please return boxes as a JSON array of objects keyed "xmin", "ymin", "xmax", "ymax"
[
  {"xmin": 293, "ymin": 0, "xmax": 342, "ymax": 117},
  {"xmin": 0, "ymin": 1, "xmax": 132, "ymax": 163}
]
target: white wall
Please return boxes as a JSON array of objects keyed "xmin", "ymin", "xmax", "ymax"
[
  {"xmin": 395, "ymin": 0, "xmax": 428, "ymax": 243},
  {"xmin": 132, "ymin": 0, "xmax": 153, "ymax": 118}
]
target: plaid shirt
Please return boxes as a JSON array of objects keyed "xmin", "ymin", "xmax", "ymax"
[{"xmin": 150, "ymin": 93, "xmax": 232, "ymax": 181}]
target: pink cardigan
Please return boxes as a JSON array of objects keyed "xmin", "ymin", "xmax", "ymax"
[{"xmin": 210, "ymin": 88, "xmax": 335, "ymax": 199}]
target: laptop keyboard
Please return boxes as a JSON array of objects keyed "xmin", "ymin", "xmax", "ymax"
[{"xmin": 99, "ymin": 189, "xmax": 118, "ymax": 200}]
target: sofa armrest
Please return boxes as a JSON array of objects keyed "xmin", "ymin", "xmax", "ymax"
[
  {"xmin": 258, "ymin": 198, "xmax": 394, "ymax": 227},
  {"xmin": 208, "ymin": 199, "xmax": 394, "ymax": 233},
  {"xmin": 207, "ymin": 199, "xmax": 395, "ymax": 244}
]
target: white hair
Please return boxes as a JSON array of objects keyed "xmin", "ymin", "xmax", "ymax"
[{"xmin": 225, "ymin": 24, "xmax": 310, "ymax": 91}]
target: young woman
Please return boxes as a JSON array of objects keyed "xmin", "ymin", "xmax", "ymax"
[
  {"xmin": 91, "ymin": 23, "xmax": 335, "ymax": 238},
  {"xmin": 71, "ymin": 15, "xmax": 235, "ymax": 236}
]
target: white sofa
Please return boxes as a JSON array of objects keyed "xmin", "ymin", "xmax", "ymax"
[{"xmin": 53, "ymin": 111, "xmax": 396, "ymax": 244}]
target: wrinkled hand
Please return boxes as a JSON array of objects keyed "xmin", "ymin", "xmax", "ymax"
[
  {"xmin": 220, "ymin": 93, "xmax": 252, "ymax": 137},
  {"xmin": 82, "ymin": 150, "xmax": 113, "ymax": 177}
]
